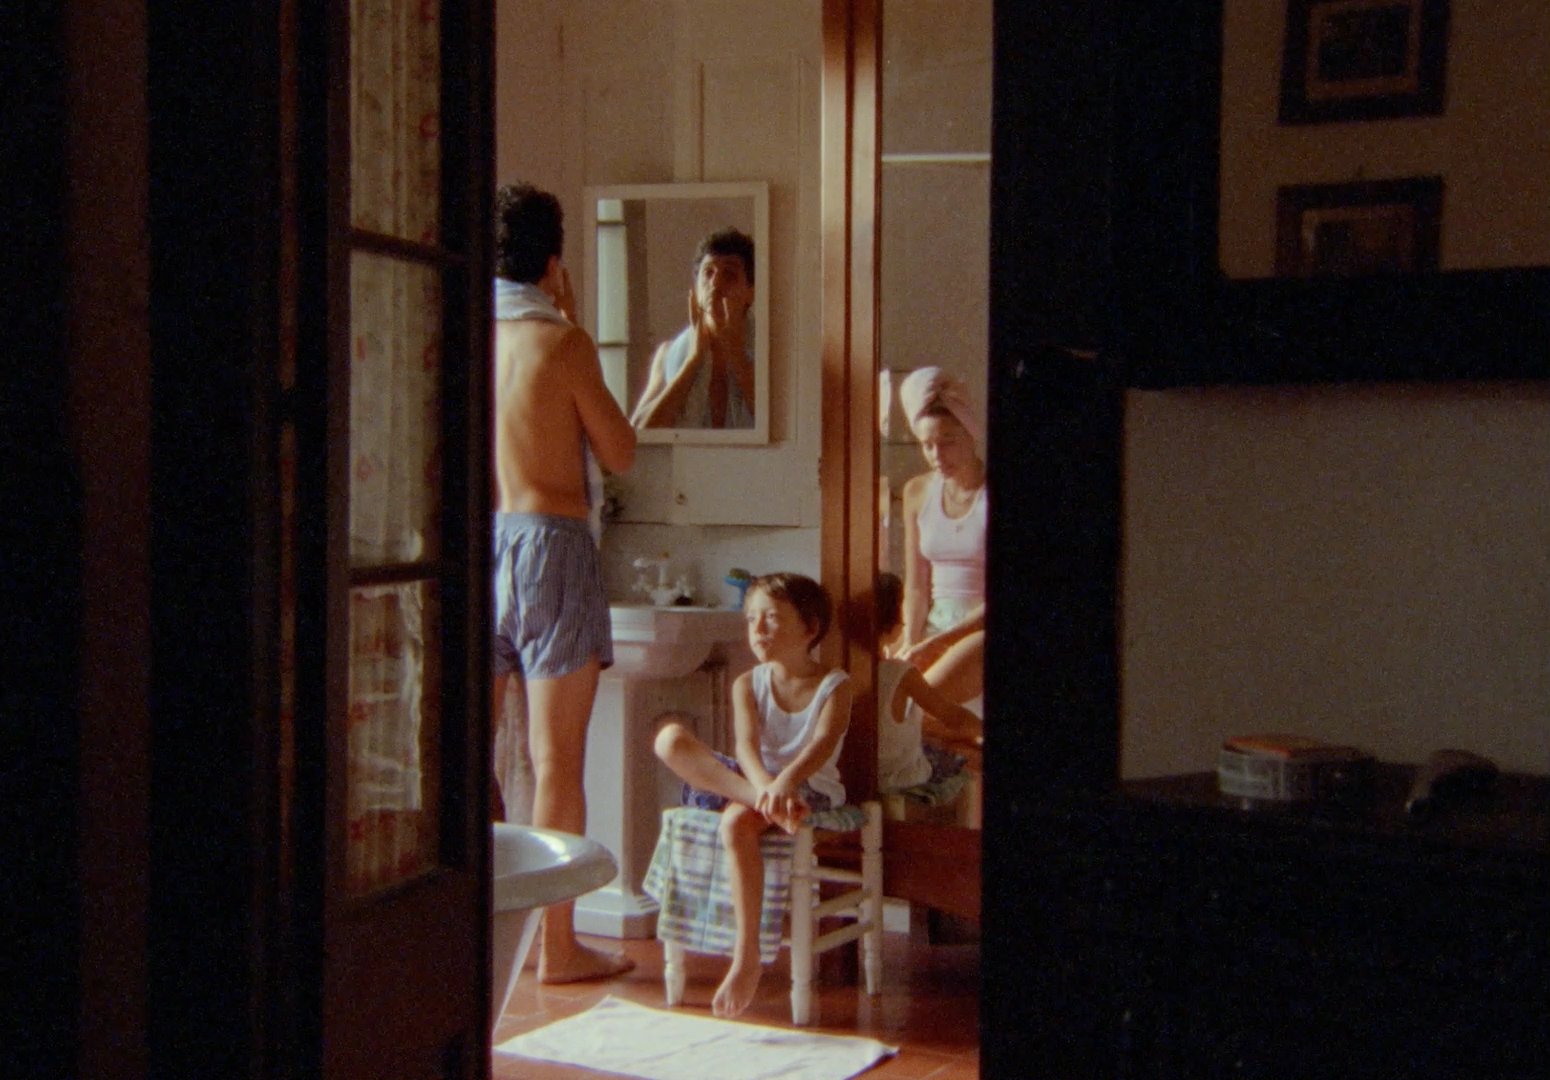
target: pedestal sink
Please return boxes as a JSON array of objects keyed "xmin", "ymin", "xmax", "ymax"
[
  {"xmin": 575, "ymin": 604, "xmax": 753, "ymax": 939},
  {"xmin": 607, "ymin": 603, "xmax": 748, "ymax": 678}
]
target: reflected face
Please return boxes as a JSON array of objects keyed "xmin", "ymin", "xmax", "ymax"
[
  {"xmin": 744, "ymin": 588, "xmax": 813, "ymax": 663},
  {"xmin": 694, "ymin": 254, "xmax": 754, "ymax": 330},
  {"xmin": 913, "ymin": 413, "xmax": 978, "ymax": 480}
]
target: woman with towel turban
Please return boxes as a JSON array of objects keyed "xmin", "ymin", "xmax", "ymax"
[{"xmin": 894, "ymin": 366, "xmax": 986, "ymax": 707}]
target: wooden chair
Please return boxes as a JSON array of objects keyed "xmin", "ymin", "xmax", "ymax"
[{"xmin": 648, "ymin": 800, "xmax": 884, "ymax": 1025}]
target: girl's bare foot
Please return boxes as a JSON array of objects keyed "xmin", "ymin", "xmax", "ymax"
[
  {"xmin": 538, "ymin": 941, "xmax": 636, "ymax": 985},
  {"xmin": 711, "ymin": 956, "xmax": 762, "ymax": 1018}
]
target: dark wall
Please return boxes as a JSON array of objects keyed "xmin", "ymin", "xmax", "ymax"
[
  {"xmin": 146, "ymin": 0, "xmax": 281, "ymax": 1074},
  {"xmin": 3, "ymin": 4, "xmax": 80, "ymax": 1077},
  {"xmin": 982, "ymin": 1, "xmax": 1123, "ymax": 1074}
]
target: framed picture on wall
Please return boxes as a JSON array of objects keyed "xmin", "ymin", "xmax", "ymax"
[
  {"xmin": 1274, "ymin": 177, "xmax": 1443, "ymax": 277},
  {"xmin": 1279, "ymin": 0, "xmax": 1450, "ymax": 124}
]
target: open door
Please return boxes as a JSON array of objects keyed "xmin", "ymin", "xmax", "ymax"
[{"xmin": 289, "ymin": 0, "xmax": 495, "ymax": 1074}]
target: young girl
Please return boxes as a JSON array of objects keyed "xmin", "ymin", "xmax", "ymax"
[
  {"xmin": 652, "ymin": 572, "xmax": 852, "ymax": 1019},
  {"xmin": 872, "ymin": 572, "xmax": 983, "ymax": 791}
]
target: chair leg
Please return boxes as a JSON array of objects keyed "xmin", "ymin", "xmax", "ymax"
[
  {"xmin": 861, "ymin": 800, "xmax": 884, "ymax": 996},
  {"xmin": 664, "ymin": 941, "xmax": 686, "ymax": 1006},
  {"xmin": 789, "ymin": 825, "xmax": 816, "ymax": 1025}
]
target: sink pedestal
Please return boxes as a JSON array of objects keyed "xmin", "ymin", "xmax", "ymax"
[{"xmin": 573, "ymin": 606, "xmax": 753, "ymax": 939}]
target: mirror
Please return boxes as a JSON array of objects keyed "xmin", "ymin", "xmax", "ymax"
[
  {"xmin": 1219, "ymin": 0, "xmax": 1550, "ymax": 280},
  {"xmin": 581, "ymin": 181, "xmax": 770, "ymax": 445},
  {"xmin": 873, "ymin": 0, "xmax": 991, "ymax": 836}
]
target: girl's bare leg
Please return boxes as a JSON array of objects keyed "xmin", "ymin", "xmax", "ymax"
[
  {"xmin": 653, "ymin": 719, "xmax": 762, "ymax": 807},
  {"xmin": 712, "ymin": 802, "xmax": 768, "ymax": 1018}
]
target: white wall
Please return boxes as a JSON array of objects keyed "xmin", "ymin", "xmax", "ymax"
[
  {"xmin": 495, "ymin": 0, "xmax": 824, "ymax": 598},
  {"xmin": 1122, "ymin": 383, "xmax": 1550, "ymax": 775}
]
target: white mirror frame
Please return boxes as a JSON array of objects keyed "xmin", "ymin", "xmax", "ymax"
[{"xmin": 581, "ymin": 181, "xmax": 771, "ymax": 445}]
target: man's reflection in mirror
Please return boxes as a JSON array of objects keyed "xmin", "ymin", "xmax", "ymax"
[{"xmin": 630, "ymin": 228, "xmax": 756, "ymax": 429}]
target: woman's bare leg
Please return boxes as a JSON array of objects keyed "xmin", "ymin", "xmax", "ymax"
[
  {"xmin": 923, "ymin": 629, "xmax": 984, "ymax": 705},
  {"xmin": 712, "ymin": 802, "xmax": 769, "ymax": 1018}
]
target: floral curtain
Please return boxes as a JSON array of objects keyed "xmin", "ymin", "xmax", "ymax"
[
  {"xmin": 351, "ymin": 0, "xmax": 440, "ymax": 243},
  {"xmin": 347, "ymin": 583, "xmax": 437, "ymax": 892},
  {"xmin": 349, "ymin": 252, "xmax": 441, "ymax": 566},
  {"xmin": 345, "ymin": 0, "xmax": 443, "ymax": 894}
]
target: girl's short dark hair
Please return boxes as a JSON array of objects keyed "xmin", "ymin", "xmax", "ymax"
[{"xmin": 747, "ymin": 572, "xmax": 831, "ymax": 648}]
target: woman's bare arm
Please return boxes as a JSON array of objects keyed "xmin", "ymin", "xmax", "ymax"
[
  {"xmin": 900, "ymin": 602, "xmax": 984, "ymax": 670},
  {"xmin": 899, "ymin": 665, "xmax": 981, "ymax": 746},
  {"xmin": 900, "ymin": 473, "xmax": 932, "ymax": 649}
]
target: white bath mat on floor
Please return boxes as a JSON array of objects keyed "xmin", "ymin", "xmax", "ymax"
[{"xmin": 494, "ymin": 995, "xmax": 897, "ymax": 1080}]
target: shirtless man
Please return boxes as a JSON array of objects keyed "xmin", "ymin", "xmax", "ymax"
[
  {"xmin": 629, "ymin": 227, "xmax": 756, "ymax": 429},
  {"xmin": 492, "ymin": 182, "xmax": 637, "ymax": 983}
]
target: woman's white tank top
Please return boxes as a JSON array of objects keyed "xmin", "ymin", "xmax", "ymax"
[
  {"xmin": 752, "ymin": 665, "xmax": 849, "ymax": 807},
  {"xmin": 916, "ymin": 471, "xmax": 986, "ymax": 601}
]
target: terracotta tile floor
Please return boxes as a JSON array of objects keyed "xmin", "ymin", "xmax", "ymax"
[{"xmin": 491, "ymin": 928, "xmax": 979, "ymax": 1079}]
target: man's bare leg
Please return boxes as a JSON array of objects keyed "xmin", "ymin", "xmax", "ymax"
[
  {"xmin": 713, "ymin": 803, "xmax": 768, "ymax": 1018},
  {"xmin": 493, "ymin": 672, "xmax": 536, "ymax": 825},
  {"xmin": 526, "ymin": 657, "xmax": 635, "ymax": 984}
]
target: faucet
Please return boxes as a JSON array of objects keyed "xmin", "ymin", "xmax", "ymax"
[{"xmin": 632, "ymin": 553, "xmax": 678, "ymax": 606}]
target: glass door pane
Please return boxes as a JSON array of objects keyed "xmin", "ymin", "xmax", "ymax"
[
  {"xmin": 350, "ymin": 0, "xmax": 441, "ymax": 243},
  {"xmin": 349, "ymin": 251, "xmax": 443, "ymax": 568},
  {"xmin": 346, "ymin": 581, "xmax": 441, "ymax": 893},
  {"xmin": 346, "ymin": 250, "xmax": 443, "ymax": 895}
]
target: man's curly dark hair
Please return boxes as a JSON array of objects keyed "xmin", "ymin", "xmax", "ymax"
[
  {"xmin": 692, "ymin": 227, "xmax": 755, "ymax": 287},
  {"xmin": 495, "ymin": 182, "xmax": 564, "ymax": 283}
]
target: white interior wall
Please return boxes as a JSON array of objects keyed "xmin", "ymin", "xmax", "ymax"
[{"xmin": 1122, "ymin": 383, "xmax": 1550, "ymax": 775}]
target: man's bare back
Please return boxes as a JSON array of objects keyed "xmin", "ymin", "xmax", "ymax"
[
  {"xmin": 490, "ymin": 254, "xmax": 637, "ymax": 984},
  {"xmin": 495, "ymin": 307, "xmax": 634, "ymax": 516}
]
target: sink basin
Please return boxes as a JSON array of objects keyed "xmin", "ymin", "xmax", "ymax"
[{"xmin": 608, "ymin": 603, "xmax": 748, "ymax": 678}]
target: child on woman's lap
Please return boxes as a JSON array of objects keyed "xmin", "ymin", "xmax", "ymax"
[{"xmin": 653, "ymin": 572, "xmax": 852, "ymax": 1018}]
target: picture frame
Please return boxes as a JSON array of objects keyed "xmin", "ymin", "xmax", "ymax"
[
  {"xmin": 1274, "ymin": 177, "xmax": 1443, "ymax": 277},
  {"xmin": 1279, "ymin": 0, "xmax": 1450, "ymax": 124}
]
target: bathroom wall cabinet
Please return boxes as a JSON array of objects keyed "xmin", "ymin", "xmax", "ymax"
[{"xmin": 613, "ymin": 444, "xmax": 811, "ymax": 527}]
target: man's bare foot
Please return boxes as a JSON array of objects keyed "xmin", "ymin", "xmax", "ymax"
[
  {"xmin": 538, "ymin": 941, "xmax": 636, "ymax": 985},
  {"xmin": 711, "ymin": 957, "xmax": 762, "ymax": 1018}
]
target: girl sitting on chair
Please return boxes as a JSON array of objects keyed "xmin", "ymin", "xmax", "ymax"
[{"xmin": 652, "ymin": 572, "xmax": 852, "ymax": 1018}]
